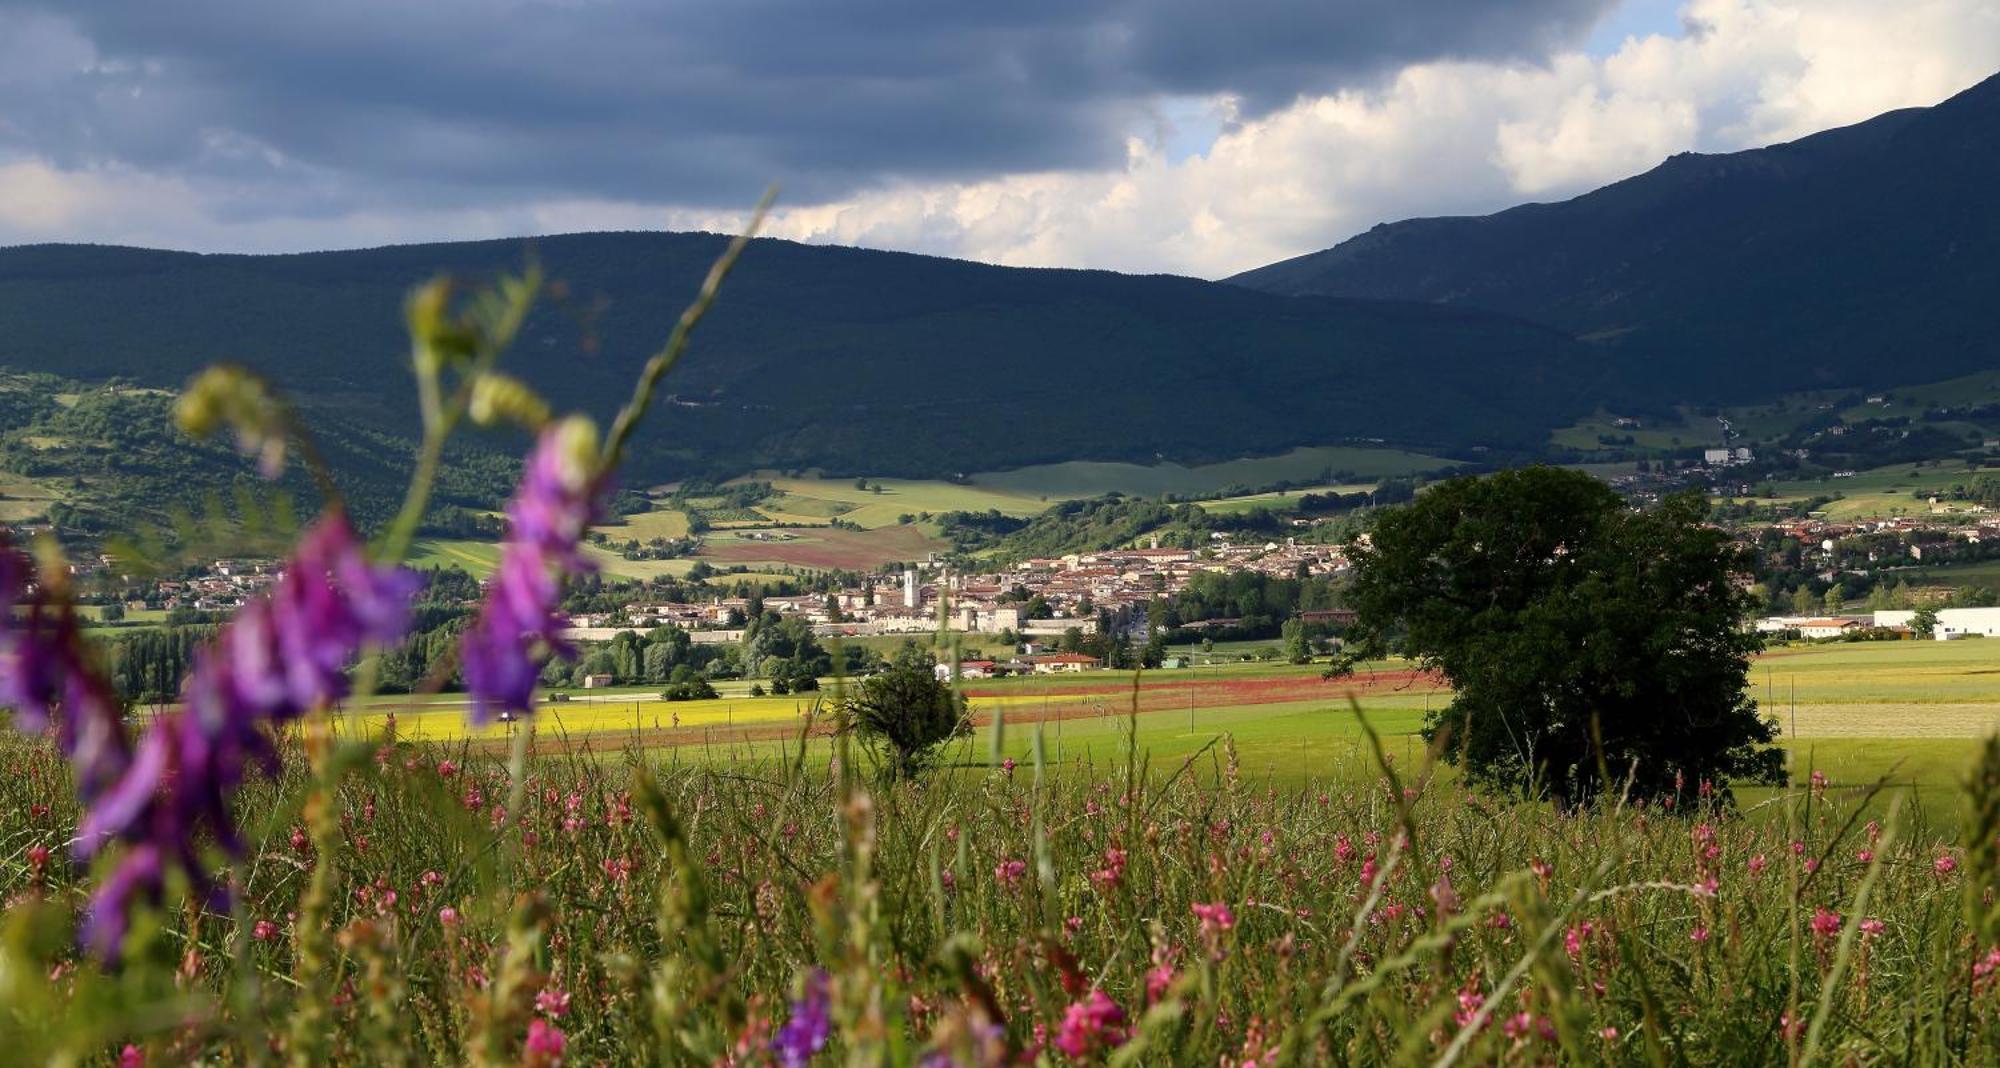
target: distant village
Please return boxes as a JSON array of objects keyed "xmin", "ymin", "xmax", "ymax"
[
  {"xmin": 559, "ymin": 535, "xmax": 1351, "ymax": 676},
  {"xmin": 79, "ymin": 470, "xmax": 2000, "ymax": 674}
]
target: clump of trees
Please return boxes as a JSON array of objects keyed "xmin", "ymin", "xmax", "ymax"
[{"xmin": 1341, "ymin": 466, "xmax": 1784, "ymax": 806}]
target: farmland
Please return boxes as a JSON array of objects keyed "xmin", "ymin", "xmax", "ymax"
[
  {"xmin": 1756, "ymin": 459, "xmax": 1992, "ymax": 521},
  {"xmin": 337, "ymin": 639, "xmax": 2000, "ymax": 801}
]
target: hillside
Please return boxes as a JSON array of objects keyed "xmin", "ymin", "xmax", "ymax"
[
  {"xmin": 1230, "ymin": 73, "xmax": 2000, "ymax": 402},
  {"xmin": 0, "ymin": 233, "xmax": 1604, "ymax": 486},
  {"xmin": 0, "ymin": 371, "xmax": 516, "ymax": 540}
]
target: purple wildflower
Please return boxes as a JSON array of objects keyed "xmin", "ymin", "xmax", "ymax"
[
  {"xmin": 772, "ymin": 967, "xmax": 832, "ymax": 1068},
  {"xmin": 0, "ymin": 533, "xmax": 132, "ymax": 807},
  {"xmin": 460, "ymin": 417, "xmax": 602, "ymax": 724},
  {"xmin": 77, "ymin": 513, "xmax": 417, "ymax": 957}
]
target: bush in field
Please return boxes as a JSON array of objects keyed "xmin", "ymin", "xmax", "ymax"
[
  {"xmin": 843, "ymin": 645, "xmax": 969, "ymax": 777},
  {"xmin": 1343, "ymin": 466, "xmax": 1784, "ymax": 804},
  {"xmin": 661, "ymin": 665, "xmax": 718, "ymax": 701}
]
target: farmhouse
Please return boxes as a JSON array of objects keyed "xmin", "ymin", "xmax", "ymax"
[
  {"xmin": 1021, "ymin": 652, "xmax": 1103, "ymax": 674},
  {"xmin": 1793, "ymin": 618, "xmax": 1869, "ymax": 639}
]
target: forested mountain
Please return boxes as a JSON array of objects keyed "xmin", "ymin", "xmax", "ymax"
[
  {"xmin": 0, "ymin": 232, "xmax": 1603, "ymax": 484},
  {"xmin": 1230, "ymin": 73, "xmax": 2000, "ymax": 402}
]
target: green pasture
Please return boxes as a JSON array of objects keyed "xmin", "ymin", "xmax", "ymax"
[
  {"xmin": 0, "ymin": 470, "xmax": 62, "ymax": 523},
  {"xmin": 1195, "ymin": 482, "xmax": 1375, "ymax": 515},
  {"xmin": 410, "ymin": 536, "xmax": 698, "ymax": 581},
  {"xmin": 968, "ymin": 446, "xmax": 1454, "ymax": 499},
  {"xmin": 407, "ymin": 537, "xmax": 501, "ymax": 577},
  {"xmin": 598, "ymin": 504, "xmax": 691, "ymax": 541},
  {"xmin": 1760, "ymin": 458, "xmax": 1990, "ymax": 519},
  {"xmin": 741, "ymin": 472, "xmax": 1047, "ymax": 528}
]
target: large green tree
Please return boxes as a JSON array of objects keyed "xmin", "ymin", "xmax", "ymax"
[
  {"xmin": 1342, "ymin": 467, "xmax": 1783, "ymax": 805},
  {"xmin": 845, "ymin": 646, "xmax": 971, "ymax": 779}
]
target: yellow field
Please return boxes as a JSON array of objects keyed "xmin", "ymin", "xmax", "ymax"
[{"xmin": 336, "ymin": 685, "xmax": 1091, "ymax": 747}]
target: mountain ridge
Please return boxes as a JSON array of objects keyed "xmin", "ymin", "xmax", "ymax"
[
  {"xmin": 1229, "ymin": 72, "xmax": 2000, "ymax": 399},
  {"xmin": 0, "ymin": 230, "xmax": 1603, "ymax": 483}
]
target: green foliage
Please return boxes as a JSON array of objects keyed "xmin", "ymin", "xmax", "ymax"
[
  {"xmin": 1344, "ymin": 466, "xmax": 1785, "ymax": 804},
  {"xmin": 843, "ymin": 646, "xmax": 970, "ymax": 778},
  {"xmin": 660, "ymin": 666, "xmax": 719, "ymax": 701}
]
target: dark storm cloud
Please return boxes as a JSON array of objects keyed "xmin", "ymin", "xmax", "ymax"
[{"xmin": 0, "ymin": 0, "xmax": 1613, "ymax": 214}]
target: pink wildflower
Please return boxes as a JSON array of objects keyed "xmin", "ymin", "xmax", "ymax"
[
  {"xmin": 524, "ymin": 1018, "xmax": 567, "ymax": 1065},
  {"xmin": 536, "ymin": 988, "xmax": 572, "ymax": 1018},
  {"xmin": 1193, "ymin": 902, "xmax": 1236, "ymax": 934},
  {"xmin": 1054, "ymin": 989, "xmax": 1128, "ymax": 1059}
]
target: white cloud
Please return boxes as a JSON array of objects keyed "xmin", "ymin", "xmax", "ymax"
[
  {"xmin": 0, "ymin": 0, "xmax": 1994, "ymax": 276},
  {"xmin": 710, "ymin": 0, "xmax": 2000, "ymax": 277}
]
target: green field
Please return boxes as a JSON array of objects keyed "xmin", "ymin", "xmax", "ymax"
[
  {"xmin": 0, "ymin": 471, "xmax": 63, "ymax": 524},
  {"xmin": 598, "ymin": 504, "xmax": 691, "ymax": 541},
  {"xmin": 968, "ymin": 446, "xmax": 1455, "ymax": 499},
  {"xmin": 745, "ymin": 474, "xmax": 1046, "ymax": 528},
  {"xmin": 1194, "ymin": 482, "xmax": 1375, "ymax": 516},
  {"xmin": 411, "ymin": 536, "xmax": 699, "ymax": 581},
  {"xmin": 343, "ymin": 640, "xmax": 1999, "ymax": 802},
  {"xmin": 1758, "ymin": 458, "xmax": 1991, "ymax": 520},
  {"xmin": 407, "ymin": 537, "xmax": 503, "ymax": 576}
]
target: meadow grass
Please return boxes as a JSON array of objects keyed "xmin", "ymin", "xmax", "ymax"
[{"xmin": 4, "ymin": 714, "xmax": 1996, "ymax": 1064}]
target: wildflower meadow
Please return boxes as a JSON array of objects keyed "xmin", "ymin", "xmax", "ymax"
[{"xmin": 1, "ymin": 227, "xmax": 1998, "ymax": 1066}]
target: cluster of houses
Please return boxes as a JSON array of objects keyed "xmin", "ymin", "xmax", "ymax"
[
  {"xmin": 108, "ymin": 558, "xmax": 279, "ymax": 615},
  {"xmin": 564, "ymin": 536, "xmax": 1350, "ymax": 664}
]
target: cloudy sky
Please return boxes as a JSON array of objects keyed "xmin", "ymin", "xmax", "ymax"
[{"xmin": 0, "ymin": 0, "xmax": 1995, "ymax": 277}]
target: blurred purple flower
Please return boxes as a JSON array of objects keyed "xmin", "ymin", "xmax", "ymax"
[
  {"xmin": 0, "ymin": 533, "xmax": 132, "ymax": 807},
  {"xmin": 773, "ymin": 967, "xmax": 832, "ymax": 1067},
  {"xmin": 461, "ymin": 418, "xmax": 601, "ymax": 724},
  {"xmin": 76, "ymin": 513, "xmax": 417, "ymax": 958}
]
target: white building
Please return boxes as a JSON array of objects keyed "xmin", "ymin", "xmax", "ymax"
[{"xmin": 1874, "ymin": 607, "xmax": 2000, "ymax": 640}]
